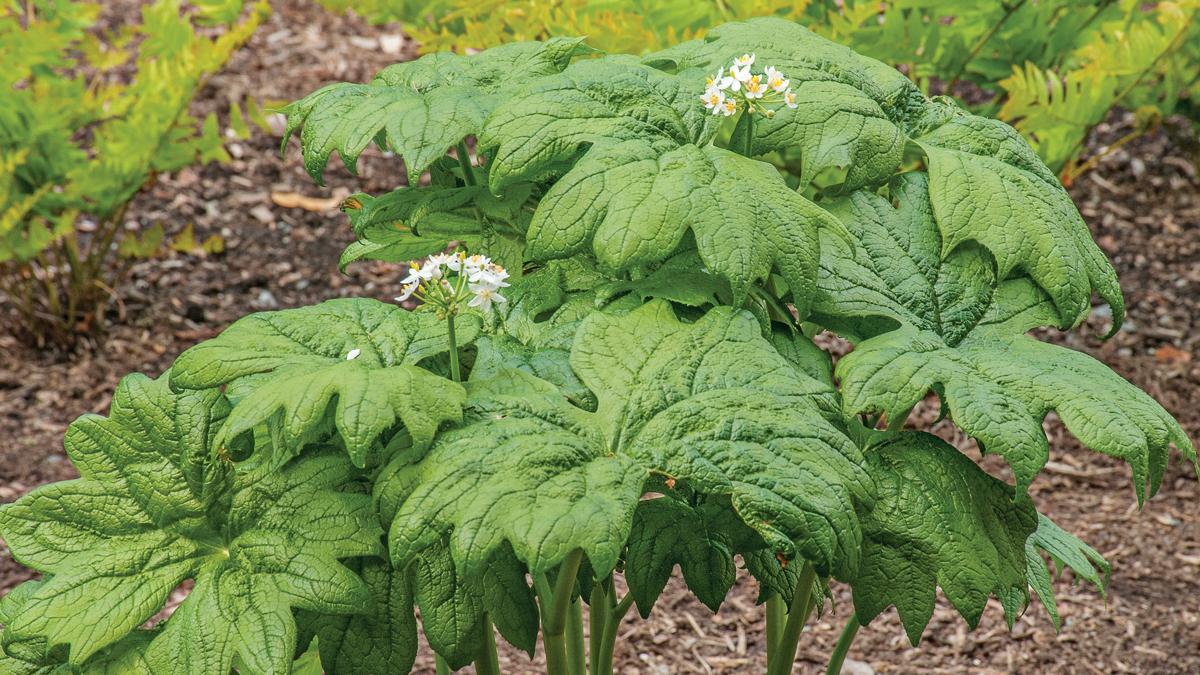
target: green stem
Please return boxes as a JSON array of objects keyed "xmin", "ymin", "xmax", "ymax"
[
  {"xmin": 743, "ymin": 108, "xmax": 756, "ymax": 158},
  {"xmin": 455, "ymin": 141, "xmax": 477, "ymax": 187},
  {"xmin": 475, "ymin": 613, "xmax": 500, "ymax": 675},
  {"xmin": 446, "ymin": 314, "xmax": 461, "ymax": 383},
  {"xmin": 567, "ymin": 597, "xmax": 587, "ymax": 675},
  {"xmin": 765, "ymin": 593, "xmax": 784, "ymax": 671},
  {"xmin": 588, "ymin": 582, "xmax": 608, "ymax": 675},
  {"xmin": 597, "ymin": 592, "xmax": 635, "ymax": 675},
  {"xmin": 541, "ymin": 550, "xmax": 585, "ymax": 675},
  {"xmin": 435, "ymin": 654, "xmax": 451, "ymax": 675},
  {"xmin": 825, "ymin": 613, "xmax": 861, "ymax": 675},
  {"xmin": 766, "ymin": 562, "xmax": 817, "ymax": 675},
  {"xmin": 886, "ymin": 406, "xmax": 913, "ymax": 432}
]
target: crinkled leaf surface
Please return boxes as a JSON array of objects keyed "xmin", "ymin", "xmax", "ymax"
[
  {"xmin": 295, "ymin": 556, "xmax": 417, "ymax": 675},
  {"xmin": 381, "ymin": 301, "xmax": 875, "ymax": 589},
  {"xmin": 914, "ymin": 114, "xmax": 1123, "ymax": 329},
  {"xmin": 481, "ymin": 57, "xmax": 842, "ymax": 310},
  {"xmin": 283, "ymin": 37, "xmax": 591, "ymax": 184},
  {"xmin": 836, "ymin": 281, "xmax": 1194, "ymax": 501},
  {"xmin": 644, "ymin": 19, "xmax": 907, "ymax": 192},
  {"xmin": 640, "ymin": 17, "xmax": 1120, "ymax": 328},
  {"xmin": 411, "ymin": 538, "xmax": 540, "ymax": 668},
  {"xmin": 384, "ymin": 369, "xmax": 643, "ymax": 579},
  {"xmin": 625, "ymin": 492, "xmax": 764, "ymax": 616},
  {"xmin": 337, "ymin": 191, "xmax": 482, "ymax": 274},
  {"xmin": 850, "ymin": 431, "xmax": 1038, "ymax": 645},
  {"xmin": 571, "ymin": 301, "xmax": 875, "ymax": 578},
  {"xmin": 1025, "ymin": 513, "xmax": 1110, "ymax": 631},
  {"xmin": 822, "ymin": 176, "xmax": 1193, "ymax": 498},
  {"xmin": 171, "ymin": 298, "xmax": 473, "ymax": 466},
  {"xmin": 0, "ymin": 373, "xmax": 382, "ymax": 675}
]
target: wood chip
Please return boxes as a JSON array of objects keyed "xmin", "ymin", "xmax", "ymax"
[
  {"xmin": 1174, "ymin": 552, "xmax": 1200, "ymax": 566},
  {"xmin": 1132, "ymin": 645, "xmax": 1168, "ymax": 659},
  {"xmin": 270, "ymin": 188, "xmax": 350, "ymax": 211},
  {"xmin": 1042, "ymin": 461, "xmax": 1118, "ymax": 478}
]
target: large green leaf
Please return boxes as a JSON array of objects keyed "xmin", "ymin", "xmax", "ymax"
[
  {"xmin": 837, "ymin": 276, "xmax": 1194, "ymax": 501},
  {"xmin": 380, "ymin": 301, "xmax": 875, "ymax": 591},
  {"xmin": 384, "ymin": 369, "xmax": 644, "ymax": 578},
  {"xmin": 639, "ymin": 17, "xmax": 1121, "ymax": 329},
  {"xmin": 913, "ymin": 114, "xmax": 1123, "ymax": 331},
  {"xmin": 850, "ymin": 432, "xmax": 1038, "ymax": 644},
  {"xmin": 625, "ymin": 492, "xmax": 765, "ymax": 616},
  {"xmin": 412, "ymin": 538, "xmax": 540, "ymax": 669},
  {"xmin": 480, "ymin": 57, "xmax": 843, "ymax": 310},
  {"xmin": 171, "ymin": 298, "xmax": 474, "ymax": 466},
  {"xmin": 643, "ymin": 18, "xmax": 908, "ymax": 192},
  {"xmin": 295, "ymin": 557, "xmax": 418, "ymax": 675},
  {"xmin": 283, "ymin": 37, "xmax": 592, "ymax": 184},
  {"xmin": 571, "ymin": 300, "xmax": 874, "ymax": 578},
  {"xmin": 820, "ymin": 177, "xmax": 1193, "ymax": 498},
  {"xmin": 0, "ymin": 373, "xmax": 381, "ymax": 674},
  {"xmin": 1025, "ymin": 513, "xmax": 1110, "ymax": 631}
]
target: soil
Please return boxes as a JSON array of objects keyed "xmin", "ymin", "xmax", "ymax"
[{"xmin": 1, "ymin": 2, "xmax": 1198, "ymax": 674}]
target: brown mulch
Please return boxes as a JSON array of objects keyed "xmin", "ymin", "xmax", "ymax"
[{"xmin": 1, "ymin": 2, "xmax": 1198, "ymax": 674}]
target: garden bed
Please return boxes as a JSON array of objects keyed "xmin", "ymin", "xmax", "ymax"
[{"xmin": 1, "ymin": 1, "xmax": 1197, "ymax": 673}]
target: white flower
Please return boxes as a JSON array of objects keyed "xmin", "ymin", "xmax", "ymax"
[
  {"xmin": 401, "ymin": 262, "xmax": 421, "ymax": 285},
  {"xmin": 702, "ymin": 88, "xmax": 726, "ymax": 111},
  {"xmin": 729, "ymin": 63, "xmax": 751, "ymax": 85},
  {"xmin": 395, "ymin": 281, "xmax": 419, "ymax": 302},
  {"xmin": 705, "ymin": 67, "xmax": 733, "ymax": 92},
  {"xmin": 462, "ymin": 254, "xmax": 490, "ymax": 274},
  {"xmin": 445, "ymin": 251, "xmax": 466, "ymax": 271},
  {"xmin": 468, "ymin": 283, "xmax": 507, "ymax": 312},
  {"xmin": 721, "ymin": 98, "xmax": 738, "ymax": 116},
  {"xmin": 744, "ymin": 75, "xmax": 768, "ymax": 99},
  {"xmin": 764, "ymin": 66, "xmax": 789, "ymax": 93},
  {"xmin": 346, "ymin": 348, "xmax": 361, "ymax": 360},
  {"xmin": 733, "ymin": 53, "xmax": 755, "ymax": 69},
  {"xmin": 470, "ymin": 263, "xmax": 511, "ymax": 288},
  {"xmin": 416, "ymin": 261, "xmax": 443, "ymax": 281},
  {"xmin": 784, "ymin": 88, "xmax": 798, "ymax": 109}
]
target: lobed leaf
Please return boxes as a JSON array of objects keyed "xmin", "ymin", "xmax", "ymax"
[
  {"xmin": 625, "ymin": 493, "xmax": 763, "ymax": 616},
  {"xmin": 850, "ymin": 431, "xmax": 1038, "ymax": 644},
  {"xmin": 283, "ymin": 37, "xmax": 592, "ymax": 184},
  {"xmin": 171, "ymin": 298, "xmax": 474, "ymax": 466},
  {"xmin": 295, "ymin": 557, "xmax": 418, "ymax": 675},
  {"xmin": 0, "ymin": 373, "xmax": 382, "ymax": 674},
  {"xmin": 380, "ymin": 301, "xmax": 876, "ymax": 593},
  {"xmin": 837, "ymin": 277, "xmax": 1194, "ymax": 502},
  {"xmin": 1025, "ymin": 513, "xmax": 1111, "ymax": 632}
]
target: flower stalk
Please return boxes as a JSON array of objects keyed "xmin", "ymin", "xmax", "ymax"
[{"xmin": 395, "ymin": 251, "xmax": 511, "ymax": 382}]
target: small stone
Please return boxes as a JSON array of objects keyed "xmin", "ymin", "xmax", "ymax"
[
  {"xmin": 250, "ymin": 204, "xmax": 275, "ymax": 224},
  {"xmin": 380, "ymin": 34, "xmax": 403, "ymax": 54},
  {"xmin": 840, "ymin": 659, "xmax": 874, "ymax": 675},
  {"xmin": 254, "ymin": 289, "xmax": 278, "ymax": 309}
]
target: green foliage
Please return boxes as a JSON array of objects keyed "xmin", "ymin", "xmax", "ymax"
[
  {"xmin": 0, "ymin": 372, "xmax": 382, "ymax": 674},
  {"xmin": 318, "ymin": 0, "xmax": 1199, "ymax": 175},
  {"xmin": 0, "ymin": 0, "xmax": 268, "ymax": 347},
  {"xmin": 3, "ymin": 18, "xmax": 1196, "ymax": 675}
]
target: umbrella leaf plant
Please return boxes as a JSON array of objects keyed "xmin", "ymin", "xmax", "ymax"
[{"xmin": 0, "ymin": 18, "xmax": 1193, "ymax": 675}]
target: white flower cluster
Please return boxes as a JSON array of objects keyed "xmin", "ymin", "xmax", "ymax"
[
  {"xmin": 701, "ymin": 53, "xmax": 798, "ymax": 118},
  {"xmin": 395, "ymin": 251, "xmax": 510, "ymax": 315}
]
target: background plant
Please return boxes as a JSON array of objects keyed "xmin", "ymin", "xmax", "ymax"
[
  {"xmin": 0, "ymin": 17, "xmax": 1194, "ymax": 675},
  {"xmin": 0, "ymin": 0, "xmax": 270, "ymax": 348},
  {"xmin": 316, "ymin": 0, "xmax": 1200, "ymax": 177}
]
